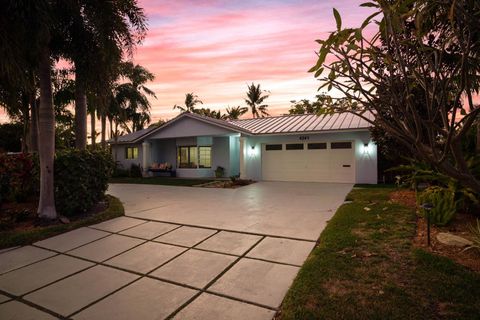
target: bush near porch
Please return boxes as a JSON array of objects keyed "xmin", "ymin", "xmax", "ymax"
[{"xmin": 278, "ymin": 187, "xmax": 480, "ymax": 320}]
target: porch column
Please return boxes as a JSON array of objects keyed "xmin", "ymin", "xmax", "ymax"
[
  {"xmin": 142, "ymin": 141, "xmax": 150, "ymax": 176},
  {"xmin": 239, "ymin": 137, "xmax": 246, "ymax": 179}
]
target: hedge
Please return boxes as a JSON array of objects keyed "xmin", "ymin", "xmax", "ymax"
[{"xmin": 0, "ymin": 150, "xmax": 114, "ymax": 217}]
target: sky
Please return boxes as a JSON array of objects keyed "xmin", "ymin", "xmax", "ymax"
[
  {"xmin": 0, "ymin": 0, "xmax": 374, "ymax": 123},
  {"xmin": 133, "ymin": 0, "xmax": 374, "ymax": 121}
]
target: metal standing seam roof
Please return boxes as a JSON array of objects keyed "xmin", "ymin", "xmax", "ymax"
[
  {"xmin": 110, "ymin": 112, "xmax": 374, "ymax": 144},
  {"xmin": 228, "ymin": 112, "xmax": 373, "ymax": 135}
]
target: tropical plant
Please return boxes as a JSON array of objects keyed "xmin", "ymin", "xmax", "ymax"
[
  {"xmin": 465, "ymin": 219, "xmax": 480, "ymax": 252},
  {"xmin": 417, "ymin": 186, "xmax": 459, "ymax": 226},
  {"xmin": 309, "ymin": 1, "xmax": 480, "ymax": 194},
  {"xmin": 196, "ymin": 108, "xmax": 226, "ymax": 119},
  {"xmin": 245, "ymin": 83, "xmax": 269, "ymax": 118},
  {"xmin": 174, "ymin": 93, "xmax": 203, "ymax": 113},
  {"xmin": 225, "ymin": 106, "xmax": 248, "ymax": 120},
  {"xmin": 57, "ymin": 0, "xmax": 147, "ymax": 150},
  {"xmin": 288, "ymin": 94, "xmax": 332, "ymax": 115}
]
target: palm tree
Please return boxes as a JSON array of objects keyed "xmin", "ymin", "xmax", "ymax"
[
  {"xmin": 225, "ymin": 106, "xmax": 248, "ymax": 120},
  {"xmin": 59, "ymin": 0, "xmax": 147, "ymax": 150},
  {"xmin": 1, "ymin": 0, "xmax": 58, "ymax": 219},
  {"xmin": 174, "ymin": 93, "xmax": 203, "ymax": 113},
  {"xmin": 245, "ymin": 83, "xmax": 270, "ymax": 118}
]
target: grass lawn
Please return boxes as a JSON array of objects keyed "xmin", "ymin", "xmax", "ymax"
[
  {"xmin": 109, "ymin": 176, "xmax": 214, "ymax": 186},
  {"xmin": 0, "ymin": 195, "xmax": 124, "ymax": 249},
  {"xmin": 279, "ymin": 187, "xmax": 480, "ymax": 320}
]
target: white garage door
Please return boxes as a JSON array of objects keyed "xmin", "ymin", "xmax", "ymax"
[{"xmin": 261, "ymin": 141, "xmax": 355, "ymax": 183}]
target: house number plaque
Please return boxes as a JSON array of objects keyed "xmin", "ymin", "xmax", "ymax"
[{"xmin": 299, "ymin": 136, "xmax": 310, "ymax": 141}]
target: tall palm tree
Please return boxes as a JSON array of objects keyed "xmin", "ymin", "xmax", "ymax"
[
  {"xmin": 59, "ymin": 0, "xmax": 147, "ymax": 150},
  {"xmin": 245, "ymin": 83, "xmax": 270, "ymax": 118},
  {"xmin": 225, "ymin": 106, "xmax": 248, "ymax": 120},
  {"xmin": 174, "ymin": 93, "xmax": 203, "ymax": 113},
  {"xmin": 1, "ymin": 0, "xmax": 58, "ymax": 219}
]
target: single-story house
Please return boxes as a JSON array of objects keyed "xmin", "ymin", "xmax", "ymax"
[{"xmin": 109, "ymin": 112, "xmax": 377, "ymax": 184}]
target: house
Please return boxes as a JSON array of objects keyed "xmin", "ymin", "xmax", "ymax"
[{"xmin": 109, "ymin": 112, "xmax": 377, "ymax": 184}]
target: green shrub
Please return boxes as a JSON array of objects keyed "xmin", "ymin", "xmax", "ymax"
[
  {"xmin": 465, "ymin": 219, "xmax": 480, "ymax": 252},
  {"xmin": 417, "ymin": 186, "xmax": 459, "ymax": 226},
  {"xmin": 112, "ymin": 163, "xmax": 130, "ymax": 178},
  {"xmin": 54, "ymin": 150, "xmax": 114, "ymax": 216},
  {"xmin": 0, "ymin": 153, "xmax": 36, "ymax": 203},
  {"xmin": 129, "ymin": 163, "xmax": 142, "ymax": 177}
]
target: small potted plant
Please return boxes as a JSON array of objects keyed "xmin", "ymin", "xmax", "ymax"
[{"xmin": 215, "ymin": 166, "xmax": 225, "ymax": 178}]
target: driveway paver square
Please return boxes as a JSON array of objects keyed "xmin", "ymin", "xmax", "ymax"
[
  {"xmin": 154, "ymin": 226, "xmax": 217, "ymax": 247},
  {"xmin": 73, "ymin": 277, "xmax": 197, "ymax": 320},
  {"xmin": 195, "ymin": 231, "xmax": 262, "ymax": 255},
  {"xmin": 120, "ymin": 221, "xmax": 178, "ymax": 240},
  {"xmin": 0, "ymin": 246, "xmax": 55, "ymax": 275},
  {"xmin": 173, "ymin": 293, "xmax": 275, "ymax": 320},
  {"xmin": 34, "ymin": 227, "xmax": 110, "ymax": 252},
  {"xmin": 105, "ymin": 242, "xmax": 186, "ymax": 274},
  {"xmin": 247, "ymin": 237, "xmax": 316, "ymax": 266},
  {"xmin": 151, "ymin": 249, "xmax": 235, "ymax": 288},
  {"xmin": 0, "ymin": 301, "xmax": 56, "ymax": 320},
  {"xmin": 0, "ymin": 255, "xmax": 93, "ymax": 295},
  {"xmin": 68, "ymin": 234, "xmax": 144, "ymax": 262},
  {"xmin": 24, "ymin": 265, "xmax": 139, "ymax": 317},
  {"xmin": 209, "ymin": 259, "xmax": 299, "ymax": 308},
  {"xmin": 90, "ymin": 217, "xmax": 145, "ymax": 233}
]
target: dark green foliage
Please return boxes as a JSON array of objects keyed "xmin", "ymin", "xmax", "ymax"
[
  {"xmin": 0, "ymin": 123, "xmax": 22, "ymax": 152},
  {"xmin": 54, "ymin": 150, "xmax": 114, "ymax": 216},
  {"xmin": 417, "ymin": 186, "xmax": 458, "ymax": 226},
  {"xmin": 215, "ymin": 166, "xmax": 225, "ymax": 178},
  {"xmin": 0, "ymin": 153, "xmax": 36, "ymax": 203},
  {"xmin": 129, "ymin": 163, "xmax": 142, "ymax": 178}
]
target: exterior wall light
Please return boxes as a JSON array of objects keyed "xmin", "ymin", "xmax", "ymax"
[
  {"xmin": 363, "ymin": 142, "xmax": 370, "ymax": 155},
  {"xmin": 248, "ymin": 145, "xmax": 257, "ymax": 157}
]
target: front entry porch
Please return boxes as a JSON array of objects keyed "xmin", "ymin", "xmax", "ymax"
[{"xmin": 141, "ymin": 134, "xmax": 241, "ymax": 179}]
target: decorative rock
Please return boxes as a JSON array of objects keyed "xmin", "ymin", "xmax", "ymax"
[
  {"xmin": 363, "ymin": 207, "xmax": 371, "ymax": 211},
  {"xmin": 436, "ymin": 233, "xmax": 473, "ymax": 247}
]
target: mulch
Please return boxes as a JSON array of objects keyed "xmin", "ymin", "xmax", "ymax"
[{"xmin": 390, "ymin": 189, "xmax": 480, "ymax": 273}]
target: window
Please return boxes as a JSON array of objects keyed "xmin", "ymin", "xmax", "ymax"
[
  {"xmin": 198, "ymin": 146, "xmax": 212, "ymax": 168},
  {"xmin": 308, "ymin": 143, "xmax": 327, "ymax": 150},
  {"xmin": 331, "ymin": 142, "xmax": 352, "ymax": 149},
  {"xmin": 265, "ymin": 144, "xmax": 282, "ymax": 151},
  {"xmin": 177, "ymin": 146, "xmax": 198, "ymax": 168},
  {"xmin": 286, "ymin": 143, "xmax": 304, "ymax": 150},
  {"xmin": 126, "ymin": 147, "xmax": 138, "ymax": 159}
]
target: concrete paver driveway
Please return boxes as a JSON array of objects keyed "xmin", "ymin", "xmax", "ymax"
[
  {"xmin": 0, "ymin": 182, "xmax": 352, "ymax": 319},
  {"xmin": 109, "ymin": 181, "xmax": 353, "ymax": 240}
]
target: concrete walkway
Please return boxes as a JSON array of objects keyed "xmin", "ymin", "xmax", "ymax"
[{"xmin": 0, "ymin": 182, "xmax": 352, "ymax": 319}]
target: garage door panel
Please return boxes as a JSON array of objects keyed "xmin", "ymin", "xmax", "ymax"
[{"xmin": 261, "ymin": 142, "xmax": 355, "ymax": 183}]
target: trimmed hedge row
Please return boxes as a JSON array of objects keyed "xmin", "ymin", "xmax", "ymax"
[{"xmin": 0, "ymin": 150, "xmax": 114, "ymax": 217}]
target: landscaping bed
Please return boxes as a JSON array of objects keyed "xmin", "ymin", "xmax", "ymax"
[
  {"xmin": 0, "ymin": 195, "xmax": 124, "ymax": 249},
  {"xmin": 278, "ymin": 187, "xmax": 480, "ymax": 320},
  {"xmin": 109, "ymin": 176, "xmax": 214, "ymax": 187},
  {"xmin": 196, "ymin": 179, "xmax": 255, "ymax": 188}
]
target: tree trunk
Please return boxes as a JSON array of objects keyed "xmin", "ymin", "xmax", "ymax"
[
  {"xmin": 101, "ymin": 113, "xmax": 106, "ymax": 148},
  {"xmin": 476, "ymin": 123, "xmax": 480, "ymax": 154},
  {"xmin": 74, "ymin": 70, "xmax": 87, "ymax": 149},
  {"xmin": 90, "ymin": 110, "xmax": 96, "ymax": 149},
  {"xmin": 30, "ymin": 93, "xmax": 39, "ymax": 152},
  {"xmin": 20, "ymin": 92, "xmax": 30, "ymax": 153},
  {"xmin": 109, "ymin": 118, "xmax": 113, "ymax": 139},
  {"xmin": 37, "ymin": 46, "xmax": 57, "ymax": 219}
]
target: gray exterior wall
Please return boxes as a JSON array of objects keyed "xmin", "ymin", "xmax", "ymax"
[
  {"xmin": 148, "ymin": 117, "xmax": 234, "ymax": 139},
  {"xmin": 242, "ymin": 130, "xmax": 377, "ymax": 184},
  {"xmin": 144, "ymin": 135, "xmax": 237, "ymax": 178},
  {"xmin": 112, "ymin": 143, "xmax": 143, "ymax": 170}
]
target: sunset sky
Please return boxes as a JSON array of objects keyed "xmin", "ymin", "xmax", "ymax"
[
  {"xmin": 134, "ymin": 0, "xmax": 373, "ymax": 121},
  {"xmin": 0, "ymin": 0, "xmax": 375, "ymax": 123}
]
